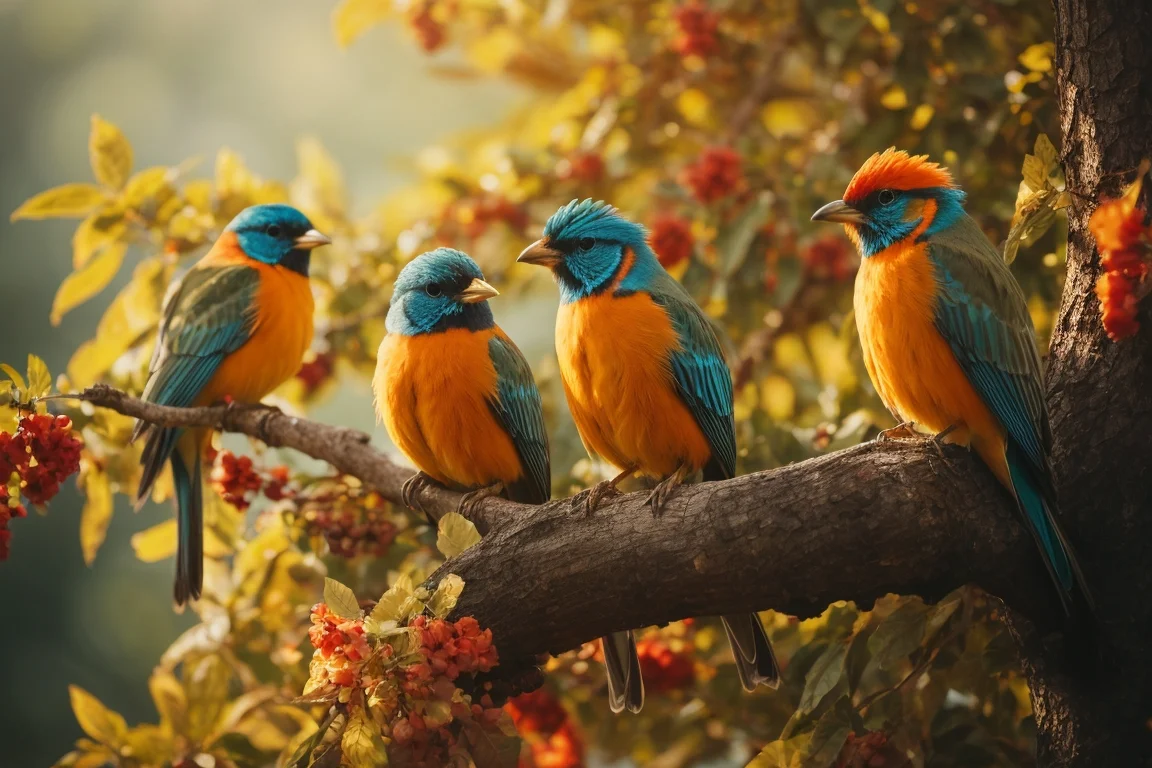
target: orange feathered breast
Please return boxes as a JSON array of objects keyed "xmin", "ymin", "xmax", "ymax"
[
  {"xmin": 556, "ymin": 291, "xmax": 712, "ymax": 478},
  {"xmin": 373, "ymin": 327, "xmax": 526, "ymax": 489},
  {"xmin": 194, "ymin": 234, "xmax": 315, "ymax": 406},
  {"xmin": 855, "ymin": 236, "xmax": 1011, "ymax": 486}
]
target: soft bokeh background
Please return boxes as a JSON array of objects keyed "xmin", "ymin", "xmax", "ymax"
[{"xmin": 0, "ymin": 1, "xmax": 522, "ymax": 763}]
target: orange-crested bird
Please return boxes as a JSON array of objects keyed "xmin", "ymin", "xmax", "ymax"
[
  {"xmin": 519, "ymin": 199, "xmax": 780, "ymax": 713},
  {"xmin": 134, "ymin": 204, "xmax": 329, "ymax": 605},
  {"xmin": 812, "ymin": 149, "xmax": 1094, "ymax": 646}
]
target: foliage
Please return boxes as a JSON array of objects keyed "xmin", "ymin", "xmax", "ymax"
[{"xmin": 1, "ymin": 0, "xmax": 1076, "ymax": 764}]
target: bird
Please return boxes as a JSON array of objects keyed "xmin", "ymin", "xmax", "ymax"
[
  {"xmin": 373, "ymin": 247, "xmax": 550, "ymax": 523},
  {"xmin": 811, "ymin": 148, "xmax": 1094, "ymax": 640},
  {"xmin": 134, "ymin": 203, "xmax": 330, "ymax": 606},
  {"xmin": 518, "ymin": 199, "xmax": 780, "ymax": 713}
]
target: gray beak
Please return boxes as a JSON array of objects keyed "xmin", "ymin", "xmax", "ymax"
[
  {"xmin": 294, "ymin": 229, "xmax": 332, "ymax": 249},
  {"xmin": 811, "ymin": 200, "xmax": 867, "ymax": 225}
]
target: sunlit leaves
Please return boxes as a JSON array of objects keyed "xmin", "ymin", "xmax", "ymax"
[
  {"xmin": 341, "ymin": 708, "xmax": 388, "ymax": 768},
  {"xmin": 436, "ymin": 511, "xmax": 481, "ymax": 558},
  {"xmin": 797, "ymin": 640, "xmax": 849, "ymax": 714},
  {"xmin": 1006, "ymin": 133, "xmax": 1066, "ymax": 264},
  {"xmin": 89, "ymin": 115, "xmax": 133, "ymax": 190},
  {"xmin": 131, "ymin": 520, "xmax": 178, "ymax": 563},
  {"xmin": 323, "ymin": 576, "xmax": 362, "ymax": 619},
  {"xmin": 50, "ymin": 243, "xmax": 126, "ymax": 326},
  {"xmin": 10, "ymin": 184, "xmax": 106, "ymax": 220},
  {"xmin": 68, "ymin": 685, "xmax": 128, "ymax": 748},
  {"xmin": 426, "ymin": 573, "xmax": 465, "ymax": 617},
  {"xmin": 78, "ymin": 465, "xmax": 113, "ymax": 565},
  {"xmin": 332, "ymin": 0, "xmax": 392, "ymax": 48}
]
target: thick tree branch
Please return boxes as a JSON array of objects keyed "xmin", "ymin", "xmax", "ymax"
[{"xmin": 65, "ymin": 384, "xmax": 1058, "ymax": 666}]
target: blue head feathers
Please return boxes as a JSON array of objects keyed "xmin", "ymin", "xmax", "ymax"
[
  {"xmin": 225, "ymin": 204, "xmax": 330, "ymax": 275},
  {"xmin": 518, "ymin": 199, "xmax": 661, "ymax": 303},
  {"xmin": 386, "ymin": 248, "xmax": 500, "ymax": 336}
]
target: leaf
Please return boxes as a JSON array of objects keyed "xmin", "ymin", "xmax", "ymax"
[
  {"xmin": 72, "ymin": 209, "xmax": 127, "ymax": 269},
  {"xmin": 798, "ymin": 641, "xmax": 849, "ymax": 714},
  {"xmin": 426, "ymin": 573, "xmax": 465, "ymax": 618},
  {"xmin": 1018, "ymin": 42, "xmax": 1054, "ymax": 73},
  {"xmin": 436, "ymin": 512, "xmax": 481, "ymax": 558},
  {"xmin": 323, "ymin": 577, "xmax": 361, "ymax": 619},
  {"xmin": 748, "ymin": 733, "xmax": 812, "ymax": 768},
  {"xmin": 867, "ymin": 599, "xmax": 929, "ymax": 670},
  {"xmin": 0, "ymin": 381, "xmax": 15, "ymax": 435},
  {"xmin": 1021, "ymin": 154, "xmax": 1048, "ymax": 193},
  {"xmin": 341, "ymin": 707, "xmax": 387, "ymax": 768},
  {"xmin": 131, "ymin": 520, "xmax": 178, "ymax": 563},
  {"xmin": 122, "ymin": 166, "xmax": 174, "ymax": 209},
  {"xmin": 925, "ymin": 591, "xmax": 963, "ymax": 641},
  {"xmin": 0, "ymin": 364, "xmax": 26, "ymax": 392},
  {"xmin": 332, "ymin": 0, "xmax": 392, "ymax": 48},
  {"xmin": 294, "ymin": 138, "xmax": 346, "ymax": 217},
  {"xmin": 25, "ymin": 354, "xmax": 51, "ymax": 399},
  {"xmin": 805, "ymin": 698, "xmax": 854, "ymax": 767},
  {"xmin": 462, "ymin": 718, "xmax": 520, "ymax": 768},
  {"xmin": 79, "ymin": 470, "xmax": 113, "ymax": 565},
  {"xmin": 716, "ymin": 194, "xmax": 771, "ymax": 277},
  {"xmin": 51, "ymin": 244, "xmax": 127, "ymax": 326},
  {"xmin": 367, "ymin": 576, "xmax": 417, "ymax": 631},
  {"xmin": 69, "ymin": 685, "xmax": 128, "ymax": 747},
  {"xmin": 10, "ymin": 183, "xmax": 105, "ymax": 220},
  {"xmin": 1034, "ymin": 134, "xmax": 1058, "ymax": 172},
  {"xmin": 148, "ymin": 668, "xmax": 188, "ymax": 733},
  {"xmin": 185, "ymin": 654, "xmax": 232, "ymax": 743},
  {"xmin": 89, "ymin": 115, "xmax": 133, "ymax": 189}
]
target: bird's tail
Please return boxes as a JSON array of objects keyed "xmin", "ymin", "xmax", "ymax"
[
  {"xmin": 1006, "ymin": 444, "xmax": 1095, "ymax": 658},
  {"xmin": 602, "ymin": 630, "xmax": 644, "ymax": 714},
  {"xmin": 721, "ymin": 613, "xmax": 781, "ymax": 691},
  {"xmin": 136, "ymin": 426, "xmax": 205, "ymax": 606}
]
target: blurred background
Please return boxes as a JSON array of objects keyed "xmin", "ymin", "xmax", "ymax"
[{"xmin": 0, "ymin": 1, "xmax": 522, "ymax": 763}]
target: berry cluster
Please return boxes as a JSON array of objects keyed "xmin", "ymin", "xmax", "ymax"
[
  {"xmin": 308, "ymin": 602, "xmax": 375, "ymax": 694},
  {"xmin": 635, "ymin": 631, "xmax": 696, "ymax": 694},
  {"xmin": 295, "ymin": 351, "xmax": 335, "ymax": 396},
  {"xmin": 671, "ymin": 2, "xmax": 720, "ymax": 59},
  {"xmin": 835, "ymin": 730, "xmax": 904, "ymax": 768},
  {"xmin": 556, "ymin": 152, "xmax": 606, "ymax": 185},
  {"xmin": 1089, "ymin": 183, "xmax": 1150, "ymax": 341},
  {"xmin": 299, "ymin": 486, "xmax": 399, "ymax": 558},
  {"xmin": 802, "ymin": 234, "xmax": 856, "ymax": 282},
  {"xmin": 681, "ymin": 146, "xmax": 744, "ymax": 205},
  {"xmin": 408, "ymin": 1, "xmax": 448, "ymax": 52},
  {"xmin": 506, "ymin": 688, "xmax": 585, "ymax": 768},
  {"xmin": 209, "ymin": 450, "xmax": 267, "ymax": 511},
  {"xmin": 1, "ymin": 413, "xmax": 83, "ymax": 560},
  {"xmin": 649, "ymin": 212, "xmax": 695, "ymax": 269}
]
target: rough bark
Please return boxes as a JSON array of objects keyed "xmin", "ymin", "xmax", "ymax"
[{"xmin": 1015, "ymin": 0, "xmax": 1152, "ymax": 764}]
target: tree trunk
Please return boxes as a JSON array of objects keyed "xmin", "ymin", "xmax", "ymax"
[{"xmin": 1018, "ymin": 0, "xmax": 1152, "ymax": 764}]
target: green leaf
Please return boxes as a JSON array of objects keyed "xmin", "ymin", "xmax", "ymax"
[
  {"xmin": 50, "ymin": 243, "xmax": 127, "ymax": 326},
  {"xmin": 323, "ymin": 577, "xmax": 361, "ymax": 619},
  {"xmin": 25, "ymin": 354, "xmax": 51, "ymax": 399},
  {"xmin": 341, "ymin": 707, "xmax": 387, "ymax": 768},
  {"xmin": 89, "ymin": 115, "xmax": 133, "ymax": 189},
  {"xmin": 462, "ymin": 718, "xmax": 521, "ymax": 768},
  {"xmin": 798, "ymin": 641, "xmax": 849, "ymax": 714},
  {"xmin": 68, "ymin": 685, "xmax": 128, "ymax": 747},
  {"xmin": 436, "ymin": 511, "xmax": 482, "ymax": 558},
  {"xmin": 805, "ymin": 697, "xmax": 854, "ymax": 767},
  {"xmin": 867, "ymin": 599, "xmax": 929, "ymax": 670},
  {"xmin": 425, "ymin": 573, "xmax": 465, "ymax": 617},
  {"xmin": 10, "ymin": 183, "xmax": 105, "ymax": 220},
  {"xmin": 716, "ymin": 193, "xmax": 772, "ymax": 277}
]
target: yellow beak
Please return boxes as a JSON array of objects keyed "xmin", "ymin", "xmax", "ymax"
[
  {"xmin": 294, "ymin": 229, "xmax": 333, "ymax": 249},
  {"xmin": 811, "ymin": 200, "xmax": 867, "ymax": 225},
  {"xmin": 517, "ymin": 238, "xmax": 564, "ymax": 268},
  {"xmin": 457, "ymin": 277, "xmax": 500, "ymax": 304}
]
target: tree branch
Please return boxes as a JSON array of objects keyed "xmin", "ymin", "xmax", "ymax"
[{"xmin": 66, "ymin": 383, "xmax": 1060, "ymax": 665}]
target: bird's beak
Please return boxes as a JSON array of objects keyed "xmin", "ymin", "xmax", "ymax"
[
  {"xmin": 457, "ymin": 277, "xmax": 500, "ymax": 304},
  {"xmin": 517, "ymin": 238, "xmax": 563, "ymax": 268},
  {"xmin": 811, "ymin": 200, "xmax": 867, "ymax": 225},
  {"xmin": 293, "ymin": 229, "xmax": 332, "ymax": 250}
]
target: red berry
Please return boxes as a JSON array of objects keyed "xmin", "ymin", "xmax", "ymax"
[
  {"xmin": 681, "ymin": 146, "xmax": 744, "ymax": 205},
  {"xmin": 649, "ymin": 213, "xmax": 695, "ymax": 269},
  {"xmin": 672, "ymin": 2, "xmax": 720, "ymax": 59}
]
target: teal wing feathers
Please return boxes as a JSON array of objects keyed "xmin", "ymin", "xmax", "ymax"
[
  {"xmin": 646, "ymin": 272, "xmax": 737, "ymax": 478},
  {"xmin": 486, "ymin": 333, "xmax": 551, "ymax": 504}
]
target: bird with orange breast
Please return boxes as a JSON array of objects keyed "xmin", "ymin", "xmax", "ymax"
[
  {"xmin": 811, "ymin": 149, "xmax": 1094, "ymax": 645},
  {"xmin": 518, "ymin": 199, "xmax": 779, "ymax": 713},
  {"xmin": 134, "ymin": 204, "xmax": 330, "ymax": 605}
]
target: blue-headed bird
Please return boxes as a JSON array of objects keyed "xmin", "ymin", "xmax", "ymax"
[
  {"xmin": 373, "ymin": 248, "xmax": 550, "ymax": 519},
  {"xmin": 811, "ymin": 148, "xmax": 1094, "ymax": 637},
  {"xmin": 518, "ymin": 199, "xmax": 780, "ymax": 713},
  {"xmin": 134, "ymin": 204, "xmax": 330, "ymax": 605}
]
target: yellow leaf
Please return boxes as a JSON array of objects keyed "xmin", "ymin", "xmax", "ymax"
[
  {"xmin": 121, "ymin": 166, "xmax": 174, "ymax": 209},
  {"xmin": 1021, "ymin": 154, "xmax": 1048, "ymax": 194},
  {"xmin": 1018, "ymin": 42, "xmax": 1054, "ymax": 73},
  {"xmin": 909, "ymin": 103, "xmax": 935, "ymax": 131},
  {"xmin": 148, "ymin": 668, "xmax": 188, "ymax": 732},
  {"xmin": 332, "ymin": 0, "xmax": 392, "ymax": 48},
  {"xmin": 879, "ymin": 84, "xmax": 907, "ymax": 110},
  {"xmin": 323, "ymin": 577, "xmax": 361, "ymax": 619},
  {"xmin": 121, "ymin": 725, "xmax": 172, "ymax": 765},
  {"xmin": 185, "ymin": 654, "xmax": 232, "ymax": 744},
  {"xmin": 79, "ymin": 470, "xmax": 113, "ymax": 565},
  {"xmin": 0, "ymin": 381, "xmax": 15, "ymax": 435},
  {"xmin": 676, "ymin": 88, "xmax": 713, "ymax": 128},
  {"xmin": 293, "ymin": 137, "xmax": 346, "ymax": 219},
  {"xmin": 69, "ymin": 685, "xmax": 128, "ymax": 747},
  {"xmin": 341, "ymin": 707, "xmax": 387, "ymax": 768},
  {"xmin": 50, "ymin": 244, "xmax": 127, "ymax": 326},
  {"xmin": 436, "ymin": 512, "xmax": 481, "ymax": 558},
  {"xmin": 426, "ymin": 573, "xmax": 465, "ymax": 617},
  {"xmin": 10, "ymin": 184, "xmax": 105, "ymax": 220},
  {"xmin": 1, "ymin": 363, "xmax": 27, "ymax": 391},
  {"xmin": 72, "ymin": 209, "xmax": 127, "ymax": 269},
  {"xmin": 368, "ymin": 576, "xmax": 417, "ymax": 630},
  {"xmin": 760, "ymin": 99, "xmax": 816, "ymax": 139},
  {"xmin": 25, "ymin": 354, "xmax": 51, "ymax": 399},
  {"xmin": 89, "ymin": 115, "xmax": 133, "ymax": 189},
  {"xmin": 760, "ymin": 375, "xmax": 795, "ymax": 422},
  {"xmin": 1033, "ymin": 133, "xmax": 1058, "ymax": 173}
]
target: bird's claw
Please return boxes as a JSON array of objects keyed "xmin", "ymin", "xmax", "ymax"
[
  {"xmin": 645, "ymin": 468, "xmax": 688, "ymax": 518},
  {"xmin": 402, "ymin": 472, "xmax": 434, "ymax": 524},
  {"xmin": 929, "ymin": 424, "xmax": 958, "ymax": 463},
  {"xmin": 458, "ymin": 482, "xmax": 504, "ymax": 520},
  {"xmin": 876, "ymin": 421, "xmax": 917, "ymax": 442}
]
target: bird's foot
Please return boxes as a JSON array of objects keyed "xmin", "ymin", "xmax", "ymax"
[
  {"xmin": 573, "ymin": 466, "xmax": 636, "ymax": 516},
  {"xmin": 645, "ymin": 465, "xmax": 691, "ymax": 517},
  {"xmin": 458, "ymin": 482, "xmax": 504, "ymax": 521},
  {"xmin": 401, "ymin": 472, "xmax": 436, "ymax": 525},
  {"xmin": 219, "ymin": 400, "xmax": 281, "ymax": 443},
  {"xmin": 929, "ymin": 424, "xmax": 959, "ymax": 462},
  {"xmin": 876, "ymin": 421, "xmax": 917, "ymax": 442}
]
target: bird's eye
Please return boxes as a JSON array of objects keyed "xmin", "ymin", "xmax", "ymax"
[
  {"xmin": 266, "ymin": 224, "xmax": 282, "ymax": 237},
  {"xmin": 425, "ymin": 283, "xmax": 443, "ymax": 297},
  {"xmin": 877, "ymin": 189, "xmax": 896, "ymax": 206},
  {"xmin": 578, "ymin": 237, "xmax": 595, "ymax": 251}
]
